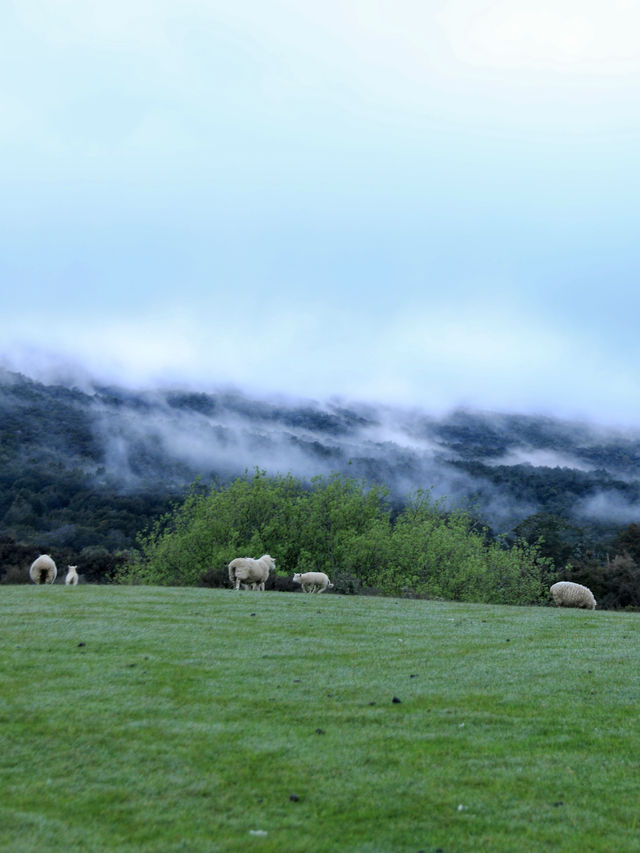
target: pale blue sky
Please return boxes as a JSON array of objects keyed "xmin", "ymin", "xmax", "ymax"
[{"xmin": 2, "ymin": 1, "xmax": 640, "ymax": 423}]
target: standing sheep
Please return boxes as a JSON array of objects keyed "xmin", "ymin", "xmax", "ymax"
[
  {"xmin": 65, "ymin": 565, "xmax": 79, "ymax": 586},
  {"xmin": 228, "ymin": 555, "xmax": 275, "ymax": 591},
  {"xmin": 29, "ymin": 554, "xmax": 57, "ymax": 585},
  {"xmin": 292, "ymin": 571, "xmax": 334, "ymax": 593},
  {"xmin": 550, "ymin": 581, "xmax": 596, "ymax": 610}
]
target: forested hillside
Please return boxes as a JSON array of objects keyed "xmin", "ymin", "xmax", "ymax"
[{"xmin": 2, "ymin": 367, "xmax": 640, "ymax": 601}]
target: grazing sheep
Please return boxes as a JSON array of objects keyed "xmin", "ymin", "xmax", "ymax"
[
  {"xmin": 65, "ymin": 565, "xmax": 79, "ymax": 586},
  {"xmin": 550, "ymin": 581, "xmax": 596, "ymax": 610},
  {"xmin": 292, "ymin": 571, "xmax": 334, "ymax": 593},
  {"xmin": 29, "ymin": 554, "xmax": 57, "ymax": 585},
  {"xmin": 228, "ymin": 554, "xmax": 275, "ymax": 591}
]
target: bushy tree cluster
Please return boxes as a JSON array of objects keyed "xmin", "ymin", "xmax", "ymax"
[{"xmin": 122, "ymin": 471, "xmax": 552, "ymax": 605}]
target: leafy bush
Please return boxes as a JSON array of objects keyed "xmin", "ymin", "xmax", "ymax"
[{"xmin": 122, "ymin": 471, "xmax": 552, "ymax": 605}]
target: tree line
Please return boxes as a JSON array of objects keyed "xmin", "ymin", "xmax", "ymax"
[{"xmin": 4, "ymin": 466, "xmax": 640, "ymax": 607}]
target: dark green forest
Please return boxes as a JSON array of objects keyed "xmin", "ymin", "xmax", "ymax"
[{"xmin": 2, "ymin": 368, "xmax": 640, "ymax": 606}]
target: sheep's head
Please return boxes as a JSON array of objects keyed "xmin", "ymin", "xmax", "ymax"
[{"xmin": 292, "ymin": 573, "xmax": 302, "ymax": 583}]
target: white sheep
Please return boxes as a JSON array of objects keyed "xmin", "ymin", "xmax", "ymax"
[
  {"xmin": 228, "ymin": 554, "xmax": 275, "ymax": 591},
  {"xmin": 292, "ymin": 571, "xmax": 334, "ymax": 593},
  {"xmin": 29, "ymin": 554, "xmax": 57, "ymax": 585},
  {"xmin": 550, "ymin": 581, "xmax": 596, "ymax": 610},
  {"xmin": 65, "ymin": 565, "xmax": 79, "ymax": 586}
]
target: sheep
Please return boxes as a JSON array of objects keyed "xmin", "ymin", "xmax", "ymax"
[
  {"xmin": 550, "ymin": 581, "xmax": 596, "ymax": 610},
  {"xmin": 228, "ymin": 554, "xmax": 275, "ymax": 591},
  {"xmin": 292, "ymin": 571, "xmax": 334, "ymax": 593},
  {"xmin": 29, "ymin": 554, "xmax": 57, "ymax": 585},
  {"xmin": 65, "ymin": 565, "xmax": 79, "ymax": 586}
]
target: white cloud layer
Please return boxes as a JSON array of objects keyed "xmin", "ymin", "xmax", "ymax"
[
  {"xmin": 3, "ymin": 294, "xmax": 640, "ymax": 427},
  {"xmin": 441, "ymin": 0, "xmax": 640, "ymax": 72}
]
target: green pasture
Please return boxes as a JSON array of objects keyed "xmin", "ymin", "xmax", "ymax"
[{"xmin": 1, "ymin": 586, "xmax": 639, "ymax": 852}]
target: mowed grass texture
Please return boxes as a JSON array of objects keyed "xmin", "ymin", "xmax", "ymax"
[{"xmin": 1, "ymin": 588, "xmax": 640, "ymax": 853}]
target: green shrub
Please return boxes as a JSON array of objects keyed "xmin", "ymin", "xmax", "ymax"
[{"xmin": 122, "ymin": 471, "xmax": 552, "ymax": 604}]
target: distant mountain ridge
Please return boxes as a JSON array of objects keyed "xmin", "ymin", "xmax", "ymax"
[{"xmin": 1, "ymin": 368, "xmax": 640, "ymax": 553}]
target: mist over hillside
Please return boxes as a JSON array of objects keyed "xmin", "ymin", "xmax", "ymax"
[{"xmin": 2, "ymin": 367, "xmax": 640, "ymax": 557}]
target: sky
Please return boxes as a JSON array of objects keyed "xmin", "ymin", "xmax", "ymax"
[{"xmin": 2, "ymin": 0, "xmax": 640, "ymax": 425}]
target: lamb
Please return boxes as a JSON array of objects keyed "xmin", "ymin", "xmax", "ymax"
[
  {"xmin": 228, "ymin": 554, "xmax": 275, "ymax": 591},
  {"xmin": 292, "ymin": 571, "xmax": 334, "ymax": 593},
  {"xmin": 29, "ymin": 554, "xmax": 57, "ymax": 585},
  {"xmin": 550, "ymin": 581, "xmax": 596, "ymax": 610},
  {"xmin": 65, "ymin": 565, "xmax": 79, "ymax": 586}
]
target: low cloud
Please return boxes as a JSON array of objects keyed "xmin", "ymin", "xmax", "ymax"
[
  {"xmin": 574, "ymin": 491, "xmax": 640, "ymax": 525},
  {"xmin": 485, "ymin": 448, "xmax": 595, "ymax": 472},
  {"xmin": 5, "ymin": 360, "xmax": 640, "ymax": 534},
  {"xmin": 4, "ymin": 297, "xmax": 640, "ymax": 430},
  {"xmin": 82, "ymin": 384, "xmax": 578, "ymax": 533}
]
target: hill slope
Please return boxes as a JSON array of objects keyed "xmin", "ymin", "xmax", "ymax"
[
  {"xmin": 2, "ymin": 586, "xmax": 638, "ymax": 852},
  {"xmin": 2, "ymin": 368, "xmax": 640, "ymax": 558}
]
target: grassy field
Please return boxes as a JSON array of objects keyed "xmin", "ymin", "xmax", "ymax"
[{"xmin": 1, "ymin": 586, "xmax": 639, "ymax": 853}]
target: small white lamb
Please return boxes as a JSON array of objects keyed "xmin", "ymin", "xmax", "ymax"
[
  {"xmin": 292, "ymin": 571, "xmax": 334, "ymax": 593},
  {"xmin": 550, "ymin": 581, "xmax": 596, "ymax": 610},
  {"xmin": 65, "ymin": 565, "xmax": 79, "ymax": 586}
]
